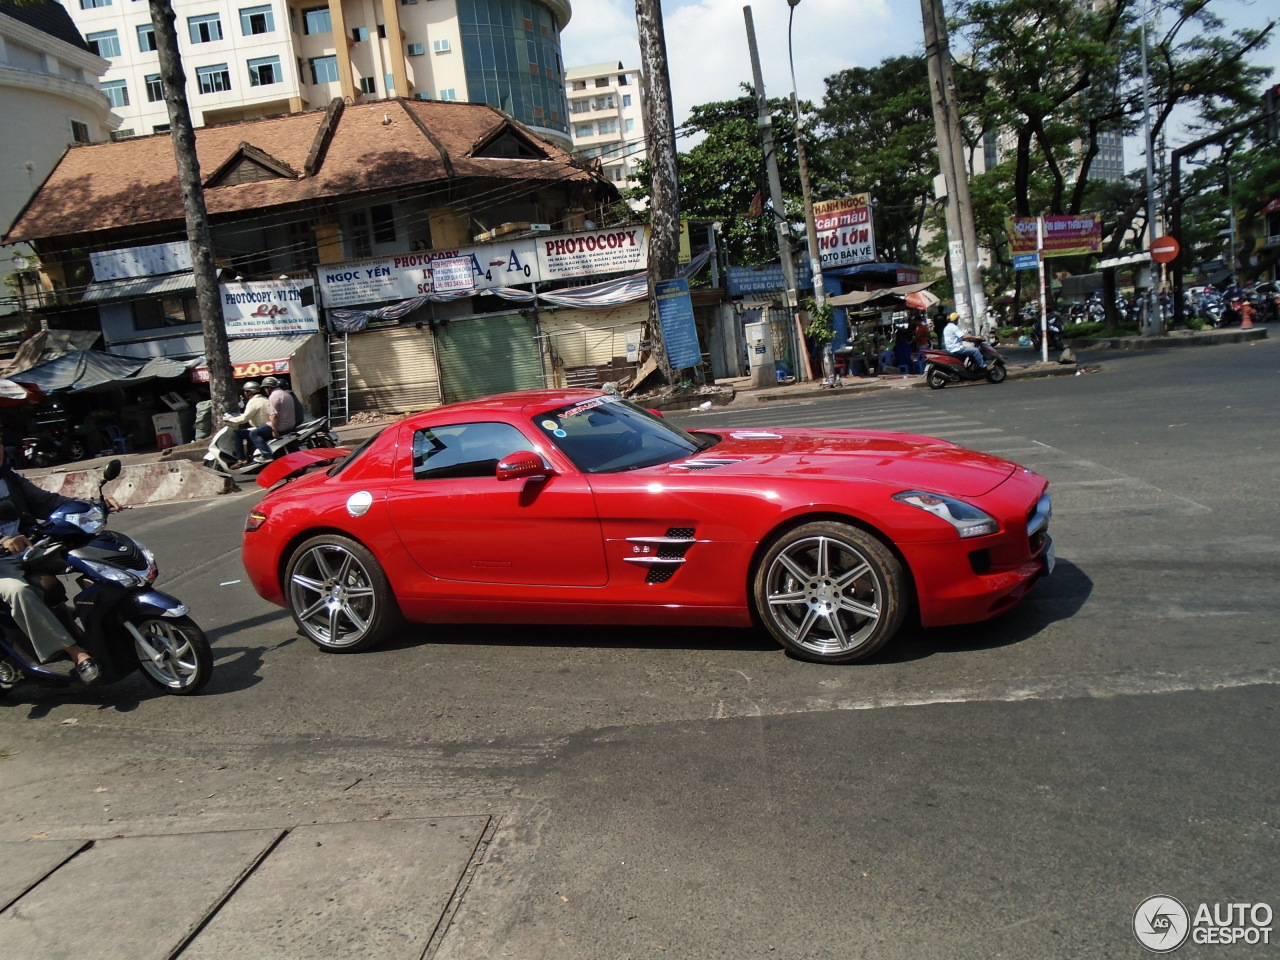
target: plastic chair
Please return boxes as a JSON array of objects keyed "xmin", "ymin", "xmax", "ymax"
[{"xmin": 104, "ymin": 425, "xmax": 133, "ymax": 454}]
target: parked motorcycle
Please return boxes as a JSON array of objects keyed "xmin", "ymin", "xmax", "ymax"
[
  {"xmin": 0, "ymin": 460, "xmax": 212, "ymax": 697},
  {"xmin": 203, "ymin": 416, "xmax": 338, "ymax": 481},
  {"xmin": 20, "ymin": 430, "xmax": 87, "ymax": 468},
  {"xmin": 1030, "ymin": 312, "xmax": 1065, "ymax": 351},
  {"xmin": 921, "ymin": 338, "xmax": 1008, "ymax": 388},
  {"xmin": 1200, "ymin": 292, "xmax": 1226, "ymax": 327}
]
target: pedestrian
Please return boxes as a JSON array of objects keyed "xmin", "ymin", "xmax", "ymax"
[
  {"xmin": 222, "ymin": 381, "xmax": 269, "ymax": 467},
  {"xmin": 914, "ymin": 316, "xmax": 932, "ymax": 352},
  {"xmin": 893, "ymin": 322, "xmax": 914, "ymax": 376}
]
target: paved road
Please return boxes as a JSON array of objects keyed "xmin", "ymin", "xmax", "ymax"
[{"xmin": 1, "ymin": 337, "xmax": 1276, "ymax": 958}]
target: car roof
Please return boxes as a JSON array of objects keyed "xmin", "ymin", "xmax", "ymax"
[{"xmin": 401, "ymin": 389, "xmax": 610, "ymax": 426}]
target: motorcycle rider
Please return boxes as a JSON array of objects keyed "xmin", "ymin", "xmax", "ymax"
[
  {"xmin": 222, "ymin": 380, "xmax": 269, "ymax": 468},
  {"xmin": 254, "ymin": 376, "xmax": 302, "ymax": 463},
  {"xmin": 942, "ymin": 312, "xmax": 987, "ymax": 370},
  {"xmin": 0, "ymin": 444, "xmax": 121, "ymax": 683}
]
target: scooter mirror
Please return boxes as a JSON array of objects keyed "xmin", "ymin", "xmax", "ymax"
[{"xmin": 103, "ymin": 459, "xmax": 122, "ymax": 483}]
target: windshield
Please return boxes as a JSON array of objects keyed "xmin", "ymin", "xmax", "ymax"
[{"xmin": 533, "ymin": 395, "xmax": 713, "ymax": 473}]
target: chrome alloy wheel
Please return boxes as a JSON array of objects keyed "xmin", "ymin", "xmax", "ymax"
[
  {"xmin": 755, "ymin": 522, "xmax": 906, "ymax": 664},
  {"xmin": 285, "ymin": 536, "xmax": 398, "ymax": 652},
  {"xmin": 127, "ymin": 615, "xmax": 212, "ymax": 694}
]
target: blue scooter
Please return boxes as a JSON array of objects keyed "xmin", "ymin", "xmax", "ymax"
[{"xmin": 0, "ymin": 460, "xmax": 212, "ymax": 697}]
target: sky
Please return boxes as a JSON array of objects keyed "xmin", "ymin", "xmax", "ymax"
[{"xmin": 559, "ymin": 0, "xmax": 1280, "ymax": 157}]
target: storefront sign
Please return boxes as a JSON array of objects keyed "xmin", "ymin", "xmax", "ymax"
[
  {"xmin": 220, "ymin": 280, "xmax": 320, "ymax": 337},
  {"xmin": 428, "ymin": 255, "xmax": 478, "ymax": 293},
  {"xmin": 1007, "ymin": 214, "xmax": 1102, "ymax": 258},
  {"xmin": 90, "ymin": 241, "xmax": 192, "ymax": 281},
  {"xmin": 537, "ymin": 227, "xmax": 648, "ymax": 281},
  {"xmin": 655, "ymin": 278, "xmax": 702, "ymax": 370},
  {"xmin": 814, "ymin": 195, "xmax": 876, "ymax": 268},
  {"xmin": 430, "ymin": 243, "xmax": 539, "ymax": 291},
  {"xmin": 191, "ymin": 358, "xmax": 291, "ymax": 383}
]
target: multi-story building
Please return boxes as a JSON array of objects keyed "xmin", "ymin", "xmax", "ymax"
[
  {"xmin": 565, "ymin": 61, "xmax": 645, "ymax": 196},
  {"xmin": 1, "ymin": 0, "xmax": 117, "ymax": 323},
  {"xmin": 59, "ymin": 0, "xmax": 572, "ymax": 147}
]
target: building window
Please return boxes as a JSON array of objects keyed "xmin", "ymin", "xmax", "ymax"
[
  {"xmin": 371, "ymin": 204, "xmax": 396, "ymax": 243},
  {"xmin": 136, "ymin": 23, "xmax": 156, "ymax": 52},
  {"xmin": 384, "ymin": 73, "xmax": 394, "ymax": 93},
  {"xmin": 188, "ymin": 14, "xmax": 223, "ymax": 43},
  {"xmin": 570, "ymin": 98, "xmax": 589, "ymax": 114},
  {"xmin": 376, "ymin": 23, "xmax": 386, "ymax": 38},
  {"xmin": 359, "ymin": 76, "xmax": 376, "ymax": 94},
  {"xmin": 622, "ymin": 94, "xmax": 631, "ymax": 107},
  {"xmin": 302, "ymin": 7, "xmax": 330, "ymax": 35},
  {"xmin": 309, "ymin": 55, "xmax": 338, "ymax": 83},
  {"xmin": 597, "ymin": 118, "xmax": 617, "ymax": 135},
  {"xmin": 196, "ymin": 63, "xmax": 231, "ymax": 94},
  {"xmin": 145, "ymin": 73, "xmax": 164, "ymax": 101},
  {"xmin": 351, "ymin": 25, "xmax": 368, "ymax": 41},
  {"xmin": 101, "ymin": 79, "xmax": 129, "ymax": 108},
  {"xmin": 109, "ymin": 128, "xmax": 134, "ymax": 140},
  {"xmin": 248, "ymin": 55, "xmax": 282, "ymax": 86},
  {"xmin": 433, "ymin": 38, "xmax": 450, "ymax": 53},
  {"xmin": 618, "ymin": 73, "xmax": 629, "ymax": 85},
  {"xmin": 573, "ymin": 124, "xmax": 592, "ymax": 138},
  {"xmin": 407, "ymin": 42, "xmax": 424, "ymax": 55},
  {"xmin": 594, "ymin": 77, "xmax": 608, "ymax": 88},
  {"xmin": 239, "ymin": 5, "xmax": 275, "ymax": 35},
  {"xmin": 624, "ymin": 117, "xmax": 634, "ymax": 132},
  {"xmin": 86, "ymin": 30, "xmax": 121, "ymax": 58},
  {"xmin": 438, "ymin": 88, "xmax": 456, "ymax": 100},
  {"xmin": 79, "ymin": 0, "xmax": 111, "ymax": 8},
  {"xmin": 153, "ymin": 123, "xmax": 170, "ymax": 133},
  {"xmin": 346, "ymin": 210, "xmax": 371, "ymax": 258},
  {"xmin": 571, "ymin": 80, "xmax": 586, "ymax": 91},
  {"xmin": 70, "ymin": 119, "xmax": 91, "ymax": 143},
  {"xmin": 402, "ymin": 0, "xmax": 418, "ymax": 5},
  {"xmin": 593, "ymin": 95, "xmax": 614, "ymax": 110}
]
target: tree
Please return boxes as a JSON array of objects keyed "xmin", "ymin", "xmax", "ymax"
[{"xmin": 814, "ymin": 56, "xmax": 937, "ymax": 265}]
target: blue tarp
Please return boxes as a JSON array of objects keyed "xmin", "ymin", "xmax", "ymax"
[{"xmin": 13, "ymin": 350, "xmax": 194, "ymax": 393}]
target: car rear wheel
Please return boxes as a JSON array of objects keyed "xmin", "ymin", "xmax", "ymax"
[
  {"xmin": 753, "ymin": 522, "xmax": 907, "ymax": 664},
  {"xmin": 285, "ymin": 535, "xmax": 400, "ymax": 652}
]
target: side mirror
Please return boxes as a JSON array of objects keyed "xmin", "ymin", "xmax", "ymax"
[
  {"xmin": 646, "ymin": 408, "xmax": 665, "ymax": 419},
  {"xmin": 495, "ymin": 451, "xmax": 552, "ymax": 482},
  {"xmin": 103, "ymin": 459, "xmax": 122, "ymax": 483}
]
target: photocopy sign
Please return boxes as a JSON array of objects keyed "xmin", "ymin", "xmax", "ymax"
[
  {"xmin": 814, "ymin": 194, "xmax": 876, "ymax": 268},
  {"xmin": 220, "ymin": 280, "xmax": 319, "ymax": 337},
  {"xmin": 537, "ymin": 226, "xmax": 648, "ymax": 280},
  {"xmin": 654, "ymin": 278, "xmax": 702, "ymax": 370}
]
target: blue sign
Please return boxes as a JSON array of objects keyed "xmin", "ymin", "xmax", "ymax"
[
  {"xmin": 654, "ymin": 278, "xmax": 702, "ymax": 370},
  {"xmin": 726, "ymin": 261, "xmax": 814, "ymax": 297},
  {"xmin": 1012, "ymin": 252, "xmax": 1041, "ymax": 271}
]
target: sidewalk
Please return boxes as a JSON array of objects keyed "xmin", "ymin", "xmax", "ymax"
[{"xmin": 22, "ymin": 325, "xmax": 1267, "ymax": 505}]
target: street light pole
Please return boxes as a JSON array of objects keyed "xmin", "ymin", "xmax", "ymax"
[{"xmin": 787, "ymin": 0, "xmax": 822, "ymax": 381}]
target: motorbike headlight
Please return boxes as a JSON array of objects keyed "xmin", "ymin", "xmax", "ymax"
[
  {"xmin": 893, "ymin": 490, "xmax": 999, "ymax": 538},
  {"xmin": 78, "ymin": 558, "xmax": 147, "ymax": 587}
]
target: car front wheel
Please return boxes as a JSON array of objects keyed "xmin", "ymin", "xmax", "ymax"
[
  {"xmin": 285, "ymin": 535, "xmax": 401, "ymax": 652},
  {"xmin": 753, "ymin": 522, "xmax": 907, "ymax": 664}
]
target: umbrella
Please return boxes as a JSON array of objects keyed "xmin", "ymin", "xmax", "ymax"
[{"xmin": 904, "ymin": 290, "xmax": 940, "ymax": 310}]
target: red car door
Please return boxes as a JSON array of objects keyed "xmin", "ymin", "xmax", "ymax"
[{"xmin": 385, "ymin": 419, "xmax": 607, "ymax": 586}]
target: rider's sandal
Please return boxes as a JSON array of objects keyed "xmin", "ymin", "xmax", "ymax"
[{"xmin": 75, "ymin": 658, "xmax": 102, "ymax": 685}]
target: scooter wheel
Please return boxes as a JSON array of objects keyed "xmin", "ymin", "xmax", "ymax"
[
  {"xmin": 986, "ymin": 364, "xmax": 1008, "ymax": 384},
  {"xmin": 926, "ymin": 368, "xmax": 949, "ymax": 389}
]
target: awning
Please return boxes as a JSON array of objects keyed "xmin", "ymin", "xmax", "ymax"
[
  {"xmin": 827, "ymin": 280, "xmax": 939, "ymax": 308},
  {"xmin": 82, "ymin": 271, "xmax": 197, "ymax": 303},
  {"xmin": 190, "ymin": 333, "xmax": 319, "ymax": 381},
  {"xmin": 11, "ymin": 349, "xmax": 198, "ymax": 393}
]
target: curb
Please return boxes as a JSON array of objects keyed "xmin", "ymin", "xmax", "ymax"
[{"xmin": 28, "ymin": 459, "xmax": 236, "ymax": 507}]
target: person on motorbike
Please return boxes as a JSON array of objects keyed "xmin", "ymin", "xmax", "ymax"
[
  {"xmin": 0, "ymin": 445, "xmax": 122, "ymax": 684},
  {"xmin": 255, "ymin": 377, "xmax": 303, "ymax": 463},
  {"xmin": 222, "ymin": 380, "xmax": 269, "ymax": 468},
  {"xmin": 942, "ymin": 313, "xmax": 987, "ymax": 369}
]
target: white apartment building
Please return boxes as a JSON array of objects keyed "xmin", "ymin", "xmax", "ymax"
[
  {"xmin": 1, "ymin": 0, "xmax": 117, "ymax": 320},
  {"xmin": 565, "ymin": 61, "xmax": 644, "ymax": 196},
  {"xmin": 60, "ymin": 0, "xmax": 573, "ymax": 147}
]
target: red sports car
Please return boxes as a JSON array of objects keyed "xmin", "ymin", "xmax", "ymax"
[{"xmin": 242, "ymin": 389, "xmax": 1053, "ymax": 664}]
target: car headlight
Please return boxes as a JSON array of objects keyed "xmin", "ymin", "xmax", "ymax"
[{"xmin": 892, "ymin": 490, "xmax": 999, "ymax": 538}]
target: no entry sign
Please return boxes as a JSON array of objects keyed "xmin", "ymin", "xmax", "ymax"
[{"xmin": 1150, "ymin": 235, "xmax": 1181, "ymax": 263}]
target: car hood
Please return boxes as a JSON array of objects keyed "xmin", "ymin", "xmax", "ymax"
[{"xmin": 676, "ymin": 428, "xmax": 1018, "ymax": 497}]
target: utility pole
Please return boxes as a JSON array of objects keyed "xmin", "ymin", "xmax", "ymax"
[
  {"xmin": 744, "ymin": 6, "xmax": 810, "ymax": 382},
  {"xmin": 920, "ymin": 0, "xmax": 986, "ymax": 331},
  {"xmin": 148, "ymin": 0, "xmax": 236, "ymax": 419},
  {"xmin": 635, "ymin": 0, "xmax": 679, "ymax": 385}
]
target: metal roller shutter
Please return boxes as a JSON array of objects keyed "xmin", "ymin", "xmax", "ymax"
[
  {"xmin": 346, "ymin": 325, "xmax": 442, "ymax": 415},
  {"xmin": 434, "ymin": 313, "xmax": 545, "ymax": 403}
]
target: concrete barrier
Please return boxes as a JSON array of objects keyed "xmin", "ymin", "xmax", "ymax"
[{"xmin": 30, "ymin": 459, "xmax": 235, "ymax": 507}]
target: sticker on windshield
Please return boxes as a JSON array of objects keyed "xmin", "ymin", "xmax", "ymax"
[
  {"xmin": 553, "ymin": 429, "xmax": 566, "ymax": 437},
  {"xmin": 560, "ymin": 395, "xmax": 620, "ymax": 419},
  {"xmin": 541, "ymin": 419, "xmax": 558, "ymax": 430}
]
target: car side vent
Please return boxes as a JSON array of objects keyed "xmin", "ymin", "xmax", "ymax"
[
  {"xmin": 623, "ymin": 527, "xmax": 697, "ymax": 584},
  {"xmin": 671, "ymin": 458, "xmax": 741, "ymax": 470}
]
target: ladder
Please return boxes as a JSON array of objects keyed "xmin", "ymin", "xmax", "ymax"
[{"xmin": 328, "ymin": 332, "xmax": 349, "ymax": 426}]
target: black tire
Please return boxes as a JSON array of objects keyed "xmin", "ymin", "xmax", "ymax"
[
  {"xmin": 926, "ymin": 367, "xmax": 949, "ymax": 389},
  {"xmin": 986, "ymin": 363, "xmax": 1008, "ymax": 384},
  {"xmin": 129, "ymin": 614, "xmax": 213, "ymax": 694},
  {"xmin": 752, "ymin": 521, "xmax": 907, "ymax": 664},
  {"xmin": 285, "ymin": 534, "xmax": 401, "ymax": 653}
]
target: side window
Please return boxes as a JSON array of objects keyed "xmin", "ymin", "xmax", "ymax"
[{"xmin": 412, "ymin": 422, "xmax": 531, "ymax": 480}]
